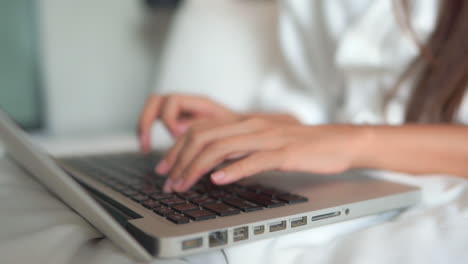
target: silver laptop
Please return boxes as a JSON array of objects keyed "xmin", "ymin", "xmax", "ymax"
[{"xmin": 0, "ymin": 110, "xmax": 420, "ymax": 261}]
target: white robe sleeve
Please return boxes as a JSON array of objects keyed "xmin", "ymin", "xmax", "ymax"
[{"xmin": 254, "ymin": 0, "xmax": 345, "ymax": 125}]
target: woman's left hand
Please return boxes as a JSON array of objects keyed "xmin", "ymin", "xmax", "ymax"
[{"xmin": 157, "ymin": 116, "xmax": 370, "ymax": 193}]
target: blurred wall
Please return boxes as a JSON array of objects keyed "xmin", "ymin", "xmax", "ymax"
[{"xmin": 38, "ymin": 0, "xmax": 168, "ymax": 137}]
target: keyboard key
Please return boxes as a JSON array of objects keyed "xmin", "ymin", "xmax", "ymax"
[
  {"xmin": 138, "ymin": 183, "xmax": 160, "ymax": 195},
  {"xmin": 153, "ymin": 181, "xmax": 165, "ymax": 189},
  {"xmin": 245, "ymin": 184, "xmax": 286, "ymax": 197},
  {"xmin": 238, "ymin": 191, "xmax": 285, "ymax": 208},
  {"xmin": 152, "ymin": 177, "xmax": 166, "ymax": 186},
  {"xmin": 277, "ymin": 194, "xmax": 308, "ymax": 204},
  {"xmin": 151, "ymin": 193, "xmax": 175, "ymax": 201},
  {"xmin": 258, "ymin": 187, "xmax": 287, "ymax": 198},
  {"xmin": 166, "ymin": 213, "xmax": 190, "ymax": 224},
  {"xmin": 190, "ymin": 196, "xmax": 217, "ymax": 205},
  {"xmin": 153, "ymin": 206, "xmax": 175, "ymax": 217},
  {"xmin": 142, "ymin": 199, "xmax": 162, "ymax": 209},
  {"xmin": 207, "ymin": 190, "xmax": 233, "ymax": 200},
  {"xmin": 223, "ymin": 197, "xmax": 263, "ymax": 212},
  {"xmin": 192, "ymin": 183, "xmax": 217, "ymax": 194},
  {"xmin": 245, "ymin": 184, "xmax": 263, "ymax": 193},
  {"xmin": 184, "ymin": 209, "xmax": 217, "ymax": 221},
  {"xmin": 160, "ymin": 197, "xmax": 186, "ymax": 207},
  {"xmin": 172, "ymin": 203, "xmax": 199, "ymax": 213},
  {"xmin": 176, "ymin": 191, "xmax": 201, "ymax": 200},
  {"xmin": 222, "ymin": 184, "xmax": 246, "ymax": 194},
  {"xmin": 203, "ymin": 202, "xmax": 241, "ymax": 216}
]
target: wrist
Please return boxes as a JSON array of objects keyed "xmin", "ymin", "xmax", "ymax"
[{"xmin": 349, "ymin": 125, "xmax": 378, "ymax": 170}]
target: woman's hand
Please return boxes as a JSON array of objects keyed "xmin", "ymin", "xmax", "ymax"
[
  {"xmin": 158, "ymin": 116, "xmax": 370, "ymax": 193},
  {"xmin": 138, "ymin": 94, "xmax": 239, "ymax": 153},
  {"xmin": 138, "ymin": 94, "xmax": 301, "ymax": 153}
]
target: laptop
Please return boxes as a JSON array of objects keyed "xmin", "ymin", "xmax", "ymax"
[{"xmin": 0, "ymin": 110, "xmax": 421, "ymax": 261}]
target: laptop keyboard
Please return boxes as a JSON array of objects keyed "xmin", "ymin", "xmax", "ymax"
[{"xmin": 61, "ymin": 153, "xmax": 308, "ymax": 225}]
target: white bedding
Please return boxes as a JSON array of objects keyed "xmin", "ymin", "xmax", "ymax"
[{"xmin": 1, "ymin": 136, "xmax": 467, "ymax": 264}]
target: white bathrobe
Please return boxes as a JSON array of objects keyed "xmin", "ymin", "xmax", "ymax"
[{"xmin": 257, "ymin": 0, "xmax": 444, "ymax": 124}]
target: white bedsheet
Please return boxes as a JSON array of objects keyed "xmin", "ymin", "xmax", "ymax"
[{"xmin": 1, "ymin": 136, "xmax": 467, "ymax": 264}]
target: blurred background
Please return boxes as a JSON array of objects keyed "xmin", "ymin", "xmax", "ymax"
[{"xmin": 0, "ymin": 0, "xmax": 278, "ymax": 146}]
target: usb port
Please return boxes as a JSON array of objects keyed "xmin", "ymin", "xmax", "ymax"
[
  {"xmin": 253, "ymin": 225, "xmax": 264, "ymax": 235},
  {"xmin": 182, "ymin": 238, "xmax": 203, "ymax": 250},
  {"xmin": 209, "ymin": 230, "xmax": 228, "ymax": 247},
  {"xmin": 290, "ymin": 216, "xmax": 307, "ymax": 227},
  {"xmin": 269, "ymin": 220, "xmax": 286, "ymax": 232},
  {"xmin": 233, "ymin": 226, "xmax": 249, "ymax": 242}
]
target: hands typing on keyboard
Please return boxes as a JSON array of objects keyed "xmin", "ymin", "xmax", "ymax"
[{"xmin": 62, "ymin": 153, "xmax": 308, "ymax": 225}]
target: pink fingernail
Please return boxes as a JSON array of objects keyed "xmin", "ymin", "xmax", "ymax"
[
  {"xmin": 156, "ymin": 160, "xmax": 169, "ymax": 174},
  {"xmin": 211, "ymin": 171, "xmax": 225, "ymax": 183},
  {"xmin": 173, "ymin": 178, "xmax": 184, "ymax": 189},
  {"xmin": 163, "ymin": 179, "xmax": 173, "ymax": 193},
  {"xmin": 177, "ymin": 123, "xmax": 189, "ymax": 135}
]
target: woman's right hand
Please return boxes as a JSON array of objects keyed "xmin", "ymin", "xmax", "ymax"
[{"xmin": 138, "ymin": 94, "xmax": 239, "ymax": 153}]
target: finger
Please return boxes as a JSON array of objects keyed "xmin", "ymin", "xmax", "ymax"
[
  {"xmin": 226, "ymin": 152, "xmax": 250, "ymax": 160},
  {"xmin": 169, "ymin": 119, "xmax": 268, "ymax": 189},
  {"xmin": 211, "ymin": 150, "xmax": 285, "ymax": 185},
  {"xmin": 164, "ymin": 121, "xmax": 224, "ymax": 190},
  {"xmin": 160, "ymin": 95, "xmax": 227, "ymax": 137},
  {"xmin": 177, "ymin": 95, "xmax": 231, "ymax": 119},
  {"xmin": 172, "ymin": 133, "xmax": 283, "ymax": 192},
  {"xmin": 159, "ymin": 95, "xmax": 181, "ymax": 137},
  {"xmin": 159, "ymin": 120, "xmax": 217, "ymax": 192},
  {"xmin": 159, "ymin": 120, "xmax": 210, "ymax": 177},
  {"xmin": 158, "ymin": 134, "xmax": 191, "ymax": 192},
  {"xmin": 176, "ymin": 117, "xmax": 210, "ymax": 136},
  {"xmin": 157, "ymin": 135, "xmax": 187, "ymax": 172},
  {"xmin": 139, "ymin": 95, "xmax": 164, "ymax": 153}
]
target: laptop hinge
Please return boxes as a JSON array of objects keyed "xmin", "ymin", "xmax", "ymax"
[{"xmin": 79, "ymin": 183, "xmax": 158, "ymax": 255}]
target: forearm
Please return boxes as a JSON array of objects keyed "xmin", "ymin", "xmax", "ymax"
[
  {"xmin": 355, "ymin": 125, "xmax": 468, "ymax": 177},
  {"xmin": 245, "ymin": 112, "xmax": 301, "ymax": 124}
]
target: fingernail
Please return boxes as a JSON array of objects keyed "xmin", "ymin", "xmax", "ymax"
[
  {"xmin": 156, "ymin": 160, "xmax": 169, "ymax": 174},
  {"xmin": 172, "ymin": 178, "xmax": 184, "ymax": 190},
  {"xmin": 163, "ymin": 179, "xmax": 173, "ymax": 193},
  {"xmin": 177, "ymin": 123, "xmax": 189, "ymax": 135},
  {"xmin": 211, "ymin": 171, "xmax": 225, "ymax": 183}
]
